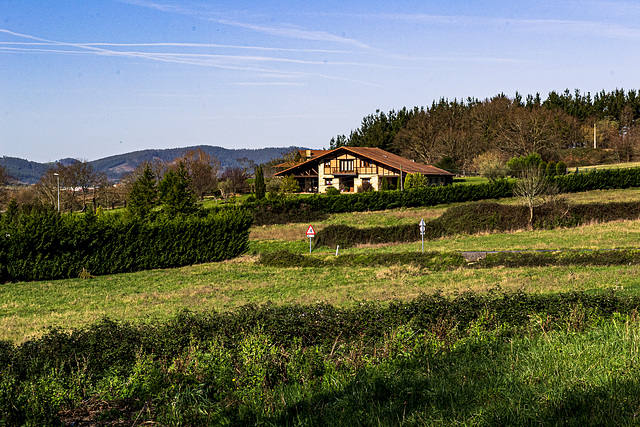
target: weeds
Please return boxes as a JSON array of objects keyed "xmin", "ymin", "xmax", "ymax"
[{"xmin": 3, "ymin": 291, "xmax": 640, "ymax": 425}]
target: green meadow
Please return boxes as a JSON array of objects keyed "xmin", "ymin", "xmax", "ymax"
[
  {"xmin": 3, "ymin": 187, "xmax": 640, "ymax": 344},
  {"xmin": 3, "ymin": 187, "xmax": 640, "ymax": 425}
]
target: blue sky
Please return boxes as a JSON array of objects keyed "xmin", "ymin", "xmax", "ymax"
[{"xmin": 2, "ymin": 1, "xmax": 640, "ymax": 163}]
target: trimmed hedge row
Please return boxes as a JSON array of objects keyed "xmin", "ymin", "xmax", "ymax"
[
  {"xmin": 247, "ymin": 167, "xmax": 640, "ymax": 225},
  {"xmin": 259, "ymin": 249, "xmax": 640, "ymax": 270},
  {"xmin": 557, "ymin": 167, "xmax": 640, "ymax": 192},
  {"xmin": 259, "ymin": 250, "xmax": 465, "ymax": 270},
  {"xmin": 246, "ymin": 179, "xmax": 515, "ymax": 225},
  {"xmin": 475, "ymin": 249, "xmax": 640, "ymax": 268},
  {"xmin": 315, "ymin": 201, "xmax": 640, "ymax": 248},
  {"xmin": 0, "ymin": 208, "xmax": 253, "ymax": 282}
]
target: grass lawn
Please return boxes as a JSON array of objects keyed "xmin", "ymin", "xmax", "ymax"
[
  {"xmin": 4, "ymin": 217, "xmax": 640, "ymax": 343},
  {"xmin": 4, "ymin": 186, "xmax": 640, "ymax": 344}
]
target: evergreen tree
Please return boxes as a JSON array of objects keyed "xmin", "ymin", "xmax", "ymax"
[
  {"xmin": 380, "ymin": 176, "xmax": 389, "ymax": 191},
  {"xmin": 127, "ymin": 165, "xmax": 158, "ymax": 220},
  {"xmin": 158, "ymin": 162, "xmax": 198, "ymax": 217},
  {"xmin": 279, "ymin": 175, "xmax": 300, "ymax": 195},
  {"xmin": 254, "ymin": 165, "xmax": 266, "ymax": 200}
]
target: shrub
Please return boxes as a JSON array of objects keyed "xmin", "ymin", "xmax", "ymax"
[
  {"xmin": 546, "ymin": 161, "xmax": 557, "ymax": 177},
  {"xmin": 313, "ymin": 200, "xmax": 640, "ymax": 247},
  {"xmin": 0, "ymin": 207, "xmax": 253, "ymax": 282},
  {"xmin": 325, "ymin": 187, "xmax": 340, "ymax": 196},
  {"xmin": 556, "ymin": 161, "xmax": 567, "ymax": 176},
  {"xmin": 506, "ymin": 153, "xmax": 543, "ymax": 176}
]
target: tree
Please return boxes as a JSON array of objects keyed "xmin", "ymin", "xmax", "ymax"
[
  {"xmin": 158, "ymin": 162, "xmax": 198, "ymax": 216},
  {"xmin": 34, "ymin": 166, "xmax": 64, "ymax": 210},
  {"xmin": 471, "ymin": 150, "xmax": 507, "ymax": 181},
  {"xmin": 219, "ymin": 167, "xmax": 249, "ymax": 194},
  {"xmin": 70, "ymin": 160, "xmax": 99, "ymax": 208},
  {"xmin": 254, "ymin": 165, "xmax": 266, "ymax": 200},
  {"xmin": 236, "ymin": 157, "xmax": 256, "ymax": 176},
  {"xmin": 279, "ymin": 175, "xmax": 300, "ymax": 195},
  {"xmin": 0, "ymin": 165, "xmax": 14, "ymax": 209},
  {"xmin": 179, "ymin": 148, "xmax": 220, "ymax": 200},
  {"xmin": 496, "ymin": 106, "xmax": 572, "ymax": 159},
  {"xmin": 513, "ymin": 165, "xmax": 558, "ymax": 228},
  {"xmin": 127, "ymin": 164, "xmax": 158, "ymax": 220},
  {"xmin": 380, "ymin": 176, "xmax": 389, "ymax": 191},
  {"xmin": 404, "ymin": 173, "xmax": 428, "ymax": 189},
  {"xmin": 506, "ymin": 153, "xmax": 544, "ymax": 177}
]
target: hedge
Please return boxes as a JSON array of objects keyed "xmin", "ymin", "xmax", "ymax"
[
  {"xmin": 244, "ymin": 179, "xmax": 515, "ymax": 225},
  {"xmin": 259, "ymin": 250, "xmax": 465, "ymax": 270},
  {"xmin": 314, "ymin": 200, "xmax": 640, "ymax": 248},
  {"xmin": 0, "ymin": 208, "xmax": 253, "ymax": 282},
  {"xmin": 244, "ymin": 167, "xmax": 640, "ymax": 225}
]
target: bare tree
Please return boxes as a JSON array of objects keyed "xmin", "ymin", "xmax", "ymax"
[
  {"xmin": 471, "ymin": 150, "xmax": 507, "ymax": 181},
  {"xmin": 236, "ymin": 157, "xmax": 256, "ymax": 176},
  {"xmin": 513, "ymin": 165, "xmax": 558, "ymax": 228},
  {"xmin": 220, "ymin": 167, "xmax": 249, "ymax": 194},
  {"xmin": 393, "ymin": 109, "xmax": 440, "ymax": 164},
  {"xmin": 0, "ymin": 165, "xmax": 14, "ymax": 208},
  {"xmin": 180, "ymin": 148, "xmax": 220, "ymax": 200}
]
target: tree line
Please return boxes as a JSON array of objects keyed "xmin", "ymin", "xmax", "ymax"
[
  {"xmin": 330, "ymin": 88, "xmax": 640, "ymax": 172},
  {"xmin": 0, "ymin": 148, "xmax": 258, "ymax": 214}
]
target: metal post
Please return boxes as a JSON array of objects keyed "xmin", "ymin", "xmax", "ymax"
[{"xmin": 54, "ymin": 172, "xmax": 60, "ymax": 212}]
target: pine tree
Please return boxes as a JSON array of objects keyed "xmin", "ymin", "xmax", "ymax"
[
  {"xmin": 158, "ymin": 162, "xmax": 198, "ymax": 217},
  {"xmin": 127, "ymin": 165, "xmax": 158, "ymax": 220}
]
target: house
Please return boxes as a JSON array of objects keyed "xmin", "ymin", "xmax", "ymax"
[{"xmin": 274, "ymin": 146, "xmax": 454, "ymax": 193}]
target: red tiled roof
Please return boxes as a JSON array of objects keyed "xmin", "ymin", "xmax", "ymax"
[{"xmin": 275, "ymin": 147, "xmax": 454, "ymax": 176}]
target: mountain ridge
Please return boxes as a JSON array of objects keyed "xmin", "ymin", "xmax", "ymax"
[{"xmin": 2, "ymin": 145, "xmax": 303, "ymax": 184}]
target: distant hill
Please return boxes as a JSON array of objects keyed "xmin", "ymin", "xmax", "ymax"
[{"xmin": 2, "ymin": 145, "xmax": 303, "ymax": 184}]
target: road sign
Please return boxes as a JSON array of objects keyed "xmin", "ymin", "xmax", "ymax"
[
  {"xmin": 306, "ymin": 225, "xmax": 316, "ymax": 237},
  {"xmin": 306, "ymin": 225, "xmax": 316, "ymax": 253},
  {"xmin": 419, "ymin": 218, "xmax": 426, "ymax": 253}
]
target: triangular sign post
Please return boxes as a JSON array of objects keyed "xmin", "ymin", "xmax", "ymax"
[
  {"xmin": 306, "ymin": 225, "xmax": 316, "ymax": 253},
  {"xmin": 306, "ymin": 225, "xmax": 316, "ymax": 237}
]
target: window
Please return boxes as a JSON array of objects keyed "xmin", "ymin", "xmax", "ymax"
[
  {"xmin": 339, "ymin": 159, "xmax": 354, "ymax": 172},
  {"xmin": 360, "ymin": 159, "xmax": 371, "ymax": 167},
  {"xmin": 324, "ymin": 160, "xmax": 331, "ymax": 168},
  {"xmin": 325, "ymin": 179, "xmax": 333, "ymax": 186}
]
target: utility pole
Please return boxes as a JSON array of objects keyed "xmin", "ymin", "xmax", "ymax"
[
  {"xmin": 594, "ymin": 123, "xmax": 597, "ymax": 149},
  {"xmin": 53, "ymin": 172, "xmax": 60, "ymax": 212}
]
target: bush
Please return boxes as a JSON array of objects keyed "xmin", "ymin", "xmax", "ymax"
[
  {"xmin": 0, "ymin": 207, "xmax": 253, "ymax": 282},
  {"xmin": 325, "ymin": 187, "xmax": 340, "ymax": 196},
  {"xmin": 236, "ymin": 167, "xmax": 640, "ymax": 226},
  {"xmin": 556, "ymin": 161, "xmax": 567, "ymax": 176},
  {"xmin": 546, "ymin": 161, "xmax": 557, "ymax": 177},
  {"xmin": 3, "ymin": 290, "xmax": 640, "ymax": 424},
  {"xmin": 313, "ymin": 200, "xmax": 640, "ymax": 247}
]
